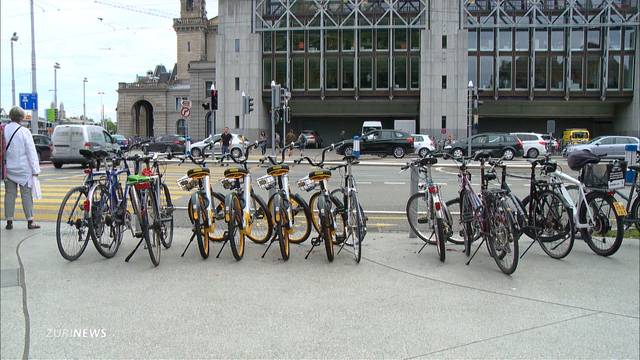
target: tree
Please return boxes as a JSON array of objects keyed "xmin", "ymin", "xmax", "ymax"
[{"xmin": 104, "ymin": 118, "xmax": 117, "ymax": 133}]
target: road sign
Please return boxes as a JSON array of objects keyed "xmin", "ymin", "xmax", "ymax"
[
  {"xmin": 46, "ymin": 109, "xmax": 57, "ymax": 122},
  {"xmin": 180, "ymin": 107, "xmax": 191, "ymax": 118},
  {"xmin": 181, "ymin": 99, "xmax": 192, "ymax": 109},
  {"xmin": 19, "ymin": 93, "xmax": 38, "ymax": 110},
  {"xmin": 547, "ymin": 119, "xmax": 556, "ymax": 135}
]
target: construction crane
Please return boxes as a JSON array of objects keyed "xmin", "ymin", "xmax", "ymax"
[{"xmin": 93, "ymin": 0, "xmax": 174, "ymax": 19}]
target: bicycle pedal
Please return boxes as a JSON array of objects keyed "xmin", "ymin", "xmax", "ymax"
[{"xmin": 311, "ymin": 237, "xmax": 322, "ymax": 247}]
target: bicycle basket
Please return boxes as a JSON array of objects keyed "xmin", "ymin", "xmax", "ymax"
[
  {"xmin": 177, "ymin": 175, "xmax": 197, "ymax": 191},
  {"xmin": 257, "ymin": 174, "xmax": 276, "ymax": 190},
  {"xmin": 296, "ymin": 175, "xmax": 317, "ymax": 192},
  {"xmin": 581, "ymin": 161, "xmax": 626, "ymax": 190},
  {"xmin": 220, "ymin": 177, "xmax": 240, "ymax": 190}
]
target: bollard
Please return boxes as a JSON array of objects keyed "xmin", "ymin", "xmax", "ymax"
[
  {"xmin": 408, "ymin": 166, "xmax": 419, "ymax": 238},
  {"xmin": 625, "ymin": 144, "xmax": 637, "ymax": 185},
  {"xmin": 353, "ymin": 136, "xmax": 361, "ymax": 158}
]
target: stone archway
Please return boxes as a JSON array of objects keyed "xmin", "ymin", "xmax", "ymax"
[{"xmin": 131, "ymin": 100, "xmax": 154, "ymax": 137}]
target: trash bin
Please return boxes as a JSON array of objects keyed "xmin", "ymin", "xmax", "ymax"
[{"xmin": 625, "ymin": 144, "xmax": 638, "ymax": 184}]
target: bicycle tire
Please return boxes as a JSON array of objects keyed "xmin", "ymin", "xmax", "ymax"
[
  {"xmin": 159, "ymin": 183, "xmax": 174, "ymax": 249},
  {"xmin": 310, "ymin": 191, "xmax": 347, "ymax": 244},
  {"xmin": 145, "ymin": 188, "xmax": 162, "ymax": 266},
  {"xmin": 193, "ymin": 193, "xmax": 210, "ymax": 259},
  {"xmin": 56, "ymin": 186, "xmax": 90, "ymax": 261},
  {"xmin": 309, "ymin": 192, "xmax": 322, "ymax": 233},
  {"xmin": 318, "ymin": 195, "xmax": 334, "ymax": 262},
  {"xmin": 288, "ymin": 194, "xmax": 312, "ymax": 244},
  {"xmin": 630, "ymin": 196, "xmax": 640, "ymax": 232},
  {"xmin": 522, "ymin": 191, "xmax": 575, "ymax": 259},
  {"xmin": 88, "ymin": 184, "xmax": 121, "ymax": 258},
  {"xmin": 579, "ymin": 191, "xmax": 624, "ymax": 257},
  {"xmin": 188, "ymin": 189, "xmax": 226, "ymax": 241},
  {"xmin": 228, "ymin": 193, "xmax": 245, "ymax": 261},
  {"xmin": 487, "ymin": 200, "xmax": 518, "ymax": 275},
  {"xmin": 331, "ymin": 187, "xmax": 363, "ymax": 245},
  {"xmin": 245, "ymin": 193, "xmax": 272, "ymax": 244},
  {"xmin": 350, "ymin": 191, "xmax": 364, "ymax": 263},
  {"xmin": 135, "ymin": 188, "xmax": 160, "ymax": 266},
  {"xmin": 444, "ymin": 198, "xmax": 465, "ymax": 245},
  {"xmin": 461, "ymin": 192, "xmax": 475, "ymax": 257},
  {"xmin": 435, "ymin": 218, "xmax": 446, "ymax": 262},
  {"xmin": 278, "ymin": 209, "xmax": 290, "ymax": 261},
  {"xmin": 406, "ymin": 192, "xmax": 435, "ymax": 244}
]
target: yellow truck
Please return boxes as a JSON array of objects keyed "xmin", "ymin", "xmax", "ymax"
[{"xmin": 562, "ymin": 128, "xmax": 590, "ymax": 146}]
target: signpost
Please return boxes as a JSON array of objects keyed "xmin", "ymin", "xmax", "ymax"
[
  {"xmin": 46, "ymin": 108, "xmax": 57, "ymax": 122},
  {"xmin": 181, "ymin": 100, "xmax": 191, "ymax": 154},
  {"xmin": 19, "ymin": 92, "xmax": 38, "ymax": 110}
]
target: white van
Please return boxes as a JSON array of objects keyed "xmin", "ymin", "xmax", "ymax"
[
  {"xmin": 51, "ymin": 125, "xmax": 118, "ymax": 168},
  {"xmin": 362, "ymin": 121, "xmax": 382, "ymax": 134}
]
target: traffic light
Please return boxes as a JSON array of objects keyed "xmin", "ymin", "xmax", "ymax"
[
  {"xmin": 211, "ymin": 85, "xmax": 218, "ymax": 111},
  {"xmin": 201, "ymin": 102, "xmax": 209, "ymax": 110},
  {"xmin": 248, "ymin": 96, "xmax": 254, "ymax": 113}
]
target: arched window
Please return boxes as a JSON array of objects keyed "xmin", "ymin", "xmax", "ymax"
[{"xmin": 176, "ymin": 119, "xmax": 187, "ymax": 136}]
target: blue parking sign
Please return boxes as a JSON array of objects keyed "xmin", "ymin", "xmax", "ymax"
[{"xmin": 19, "ymin": 93, "xmax": 38, "ymax": 110}]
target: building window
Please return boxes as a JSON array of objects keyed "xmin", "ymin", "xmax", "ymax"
[
  {"xmin": 480, "ymin": 30, "xmax": 494, "ymax": 51},
  {"xmin": 468, "ymin": 56, "xmax": 477, "ymax": 87},
  {"xmin": 205, "ymin": 81, "xmax": 213, "ymax": 97},
  {"xmin": 410, "ymin": 29, "xmax": 420, "ymax": 50},
  {"xmin": 571, "ymin": 29, "xmax": 584, "ymax": 51},
  {"xmin": 292, "ymin": 57, "xmax": 305, "ymax": 90},
  {"xmin": 410, "ymin": 56, "xmax": 420, "ymax": 89},
  {"xmin": 360, "ymin": 29, "xmax": 373, "ymax": 51},
  {"xmin": 263, "ymin": 57, "xmax": 272, "ymax": 89},
  {"xmin": 570, "ymin": 56, "xmax": 583, "ymax": 91},
  {"xmin": 376, "ymin": 57, "xmax": 389, "ymax": 89},
  {"xmin": 360, "ymin": 57, "xmax": 373, "ymax": 89},
  {"xmin": 479, "ymin": 56, "xmax": 494, "ymax": 89},
  {"xmin": 551, "ymin": 30, "xmax": 564, "ymax": 50},
  {"xmin": 441, "ymin": 116, "xmax": 446, "ymax": 129},
  {"xmin": 623, "ymin": 55, "xmax": 633, "ymax": 90},
  {"xmin": 535, "ymin": 55, "xmax": 547, "ymax": 90},
  {"xmin": 342, "ymin": 29, "xmax": 355, "ymax": 51},
  {"xmin": 608, "ymin": 55, "xmax": 620, "ymax": 89},
  {"xmin": 275, "ymin": 31, "xmax": 286, "ymax": 52},
  {"xmin": 342, "ymin": 57, "xmax": 354, "ymax": 89},
  {"xmin": 624, "ymin": 27, "xmax": 636, "ymax": 50},
  {"xmin": 309, "ymin": 58, "xmax": 321, "ymax": 90},
  {"xmin": 550, "ymin": 55, "xmax": 564, "ymax": 90},
  {"xmin": 275, "ymin": 58, "xmax": 286, "ymax": 86},
  {"xmin": 263, "ymin": 32, "xmax": 272, "ymax": 52},
  {"xmin": 609, "ymin": 28, "xmax": 621, "ymax": 50},
  {"xmin": 587, "ymin": 29, "xmax": 600, "ymax": 49},
  {"xmin": 235, "ymin": 77, "xmax": 240, "ymax": 91},
  {"xmin": 377, "ymin": 29, "xmax": 389, "ymax": 50},
  {"xmin": 234, "ymin": 116, "xmax": 240, "ymax": 129},
  {"xmin": 292, "ymin": 32, "xmax": 305, "ymax": 52},
  {"xmin": 325, "ymin": 58, "xmax": 338, "ymax": 90},
  {"xmin": 175, "ymin": 96, "xmax": 189, "ymax": 111},
  {"xmin": 515, "ymin": 30, "xmax": 528, "ymax": 51},
  {"xmin": 394, "ymin": 57, "xmax": 407, "ymax": 89},
  {"xmin": 499, "ymin": 30, "xmax": 512, "ymax": 51},
  {"xmin": 468, "ymin": 30, "xmax": 477, "ymax": 51},
  {"xmin": 442, "ymin": 35, "xmax": 447, "ymax": 49},
  {"xmin": 176, "ymin": 119, "xmax": 186, "ymax": 135},
  {"xmin": 534, "ymin": 30, "xmax": 548, "ymax": 51},
  {"xmin": 586, "ymin": 56, "xmax": 600, "ymax": 90},
  {"xmin": 308, "ymin": 31, "xmax": 320, "ymax": 52},
  {"xmin": 395, "ymin": 29, "xmax": 408, "ymax": 50},
  {"xmin": 326, "ymin": 30, "xmax": 339, "ymax": 51},
  {"xmin": 441, "ymin": 75, "xmax": 447, "ymax": 89},
  {"xmin": 498, "ymin": 56, "xmax": 512, "ymax": 90},
  {"xmin": 515, "ymin": 56, "xmax": 528, "ymax": 90},
  {"xmin": 187, "ymin": 41, "xmax": 191, "ymax": 52},
  {"xmin": 235, "ymin": 38, "xmax": 240, "ymax": 52}
]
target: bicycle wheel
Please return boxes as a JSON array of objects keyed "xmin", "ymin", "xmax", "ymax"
[
  {"xmin": 349, "ymin": 191, "xmax": 365, "ymax": 263},
  {"xmin": 318, "ymin": 195, "xmax": 334, "ymax": 262},
  {"xmin": 56, "ymin": 186, "xmax": 90, "ymax": 261},
  {"xmin": 434, "ymin": 218, "xmax": 446, "ymax": 262},
  {"xmin": 88, "ymin": 184, "xmax": 121, "ymax": 259},
  {"xmin": 522, "ymin": 190, "xmax": 575, "ymax": 259},
  {"xmin": 246, "ymin": 193, "xmax": 272, "ymax": 244},
  {"xmin": 277, "ymin": 206, "xmax": 290, "ymax": 261},
  {"xmin": 332, "ymin": 188, "xmax": 362, "ymax": 245},
  {"xmin": 192, "ymin": 193, "xmax": 210, "ymax": 259},
  {"xmin": 288, "ymin": 194, "xmax": 312, "ymax": 244},
  {"xmin": 188, "ymin": 189, "xmax": 225, "ymax": 241},
  {"xmin": 406, "ymin": 192, "xmax": 435, "ymax": 244},
  {"xmin": 159, "ymin": 183, "xmax": 174, "ymax": 249},
  {"xmin": 630, "ymin": 196, "xmax": 640, "ymax": 232},
  {"xmin": 445, "ymin": 198, "xmax": 465, "ymax": 245},
  {"xmin": 579, "ymin": 191, "xmax": 624, "ymax": 257},
  {"xmin": 487, "ymin": 200, "xmax": 518, "ymax": 275},
  {"xmin": 227, "ymin": 193, "xmax": 245, "ymax": 261},
  {"xmin": 309, "ymin": 192, "xmax": 322, "ymax": 233},
  {"xmin": 143, "ymin": 188, "xmax": 162, "ymax": 266}
]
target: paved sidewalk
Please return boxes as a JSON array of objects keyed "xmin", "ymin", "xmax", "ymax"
[{"xmin": 1, "ymin": 222, "xmax": 638, "ymax": 358}]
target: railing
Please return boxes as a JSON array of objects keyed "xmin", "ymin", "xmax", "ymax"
[{"xmin": 118, "ymin": 82, "xmax": 168, "ymax": 90}]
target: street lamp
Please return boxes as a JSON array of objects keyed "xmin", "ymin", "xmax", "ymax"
[
  {"xmin": 97, "ymin": 91, "xmax": 105, "ymax": 129},
  {"xmin": 467, "ymin": 81, "xmax": 474, "ymax": 157},
  {"xmin": 10, "ymin": 32, "xmax": 18, "ymax": 107},
  {"xmin": 82, "ymin": 77, "xmax": 88, "ymax": 121},
  {"xmin": 53, "ymin": 62, "xmax": 60, "ymax": 119}
]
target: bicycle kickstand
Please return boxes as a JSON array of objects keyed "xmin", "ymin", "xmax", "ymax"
[
  {"xmin": 519, "ymin": 236, "xmax": 538, "ymax": 259},
  {"xmin": 261, "ymin": 235, "xmax": 277, "ymax": 258},
  {"xmin": 417, "ymin": 232, "xmax": 435, "ymax": 254},
  {"xmin": 216, "ymin": 231, "xmax": 230, "ymax": 258},
  {"xmin": 465, "ymin": 238, "xmax": 485, "ymax": 266},
  {"xmin": 125, "ymin": 238, "xmax": 144, "ymax": 262},
  {"xmin": 336, "ymin": 233, "xmax": 348, "ymax": 255},
  {"xmin": 181, "ymin": 231, "xmax": 197, "ymax": 257},
  {"xmin": 304, "ymin": 236, "xmax": 321, "ymax": 259}
]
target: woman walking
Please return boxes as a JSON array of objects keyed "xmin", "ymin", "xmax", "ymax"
[
  {"xmin": 259, "ymin": 130, "xmax": 267, "ymax": 155},
  {"xmin": 3, "ymin": 107, "xmax": 41, "ymax": 230}
]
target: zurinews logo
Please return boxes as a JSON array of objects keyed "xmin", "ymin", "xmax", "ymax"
[{"xmin": 46, "ymin": 328, "xmax": 107, "ymax": 338}]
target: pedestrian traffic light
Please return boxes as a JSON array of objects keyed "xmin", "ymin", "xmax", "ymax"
[
  {"xmin": 210, "ymin": 84, "xmax": 218, "ymax": 111},
  {"xmin": 248, "ymin": 96, "xmax": 254, "ymax": 113},
  {"xmin": 201, "ymin": 102, "xmax": 209, "ymax": 110}
]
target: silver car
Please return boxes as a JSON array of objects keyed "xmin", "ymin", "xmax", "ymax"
[{"xmin": 565, "ymin": 136, "xmax": 639, "ymax": 159}]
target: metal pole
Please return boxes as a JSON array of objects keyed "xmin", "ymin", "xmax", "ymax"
[
  {"xmin": 213, "ymin": 111, "xmax": 217, "ymax": 138},
  {"xmin": 271, "ymin": 108, "xmax": 276, "ymax": 155},
  {"xmin": 10, "ymin": 33, "xmax": 18, "ymax": 107},
  {"xmin": 29, "ymin": 0, "xmax": 38, "ymax": 134},
  {"xmin": 83, "ymin": 78, "xmax": 87, "ymax": 121},
  {"xmin": 467, "ymin": 83, "xmax": 472, "ymax": 156},
  {"xmin": 53, "ymin": 63, "xmax": 60, "ymax": 111},
  {"xmin": 98, "ymin": 91, "xmax": 104, "ymax": 128}
]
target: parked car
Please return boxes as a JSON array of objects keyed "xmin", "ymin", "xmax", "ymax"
[
  {"xmin": 413, "ymin": 134, "xmax": 436, "ymax": 157},
  {"xmin": 562, "ymin": 128, "xmax": 590, "ymax": 146},
  {"xmin": 111, "ymin": 134, "xmax": 129, "ymax": 150},
  {"xmin": 51, "ymin": 125, "xmax": 119, "ymax": 168},
  {"xmin": 147, "ymin": 134, "xmax": 186, "ymax": 153},
  {"xmin": 33, "ymin": 134, "xmax": 52, "ymax": 162},
  {"xmin": 336, "ymin": 129, "xmax": 414, "ymax": 159},
  {"xmin": 511, "ymin": 132, "xmax": 547, "ymax": 158},
  {"xmin": 443, "ymin": 133, "xmax": 524, "ymax": 160},
  {"xmin": 190, "ymin": 133, "xmax": 248, "ymax": 158},
  {"xmin": 361, "ymin": 121, "xmax": 382, "ymax": 134},
  {"xmin": 564, "ymin": 135, "xmax": 640, "ymax": 159},
  {"xmin": 301, "ymin": 129, "xmax": 323, "ymax": 148}
]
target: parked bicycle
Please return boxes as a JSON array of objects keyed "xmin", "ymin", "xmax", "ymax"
[
  {"xmin": 614, "ymin": 163, "xmax": 639, "ymax": 234},
  {"xmin": 401, "ymin": 153, "xmax": 452, "ymax": 262}
]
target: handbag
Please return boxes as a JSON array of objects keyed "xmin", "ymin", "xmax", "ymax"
[{"xmin": 1, "ymin": 125, "xmax": 22, "ymax": 180}]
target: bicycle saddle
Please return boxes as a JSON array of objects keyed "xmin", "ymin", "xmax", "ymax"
[
  {"xmin": 484, "ymin": 172, "xmax": 497, "ymax": 181},
  {"xmin": 187, "ymin": 167, "xmax": 210, "ymax": 179},
  {"xmin": 224, "ymin": 167, "xmax": 248, "ymax": 179},
  {"xmin": 79, "ymin": 149, "xmax": 110, "ymax": 159},
  {"xmin": 126, "ymin": 174, "xmax": 150, "ymax": 185},
  {"xmin": 473, "ymin": 151, "xmax": 491, "ymax": 160},
  {"xmin": 309, "ymin": 169, "xmax": 331, "ymax": 181},
  {"xmin": 267, "ymin": 164, "xmax": 289, "ymax": 176},
  {"xmin": 419, "ymin": 157, "xmax": 438, "ymax": 165},
  {"xmin": 567, "ymin": 150, "xmax": 600, "ymax": 171}
]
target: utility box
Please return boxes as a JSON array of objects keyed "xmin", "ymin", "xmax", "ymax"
[{"xmin": 394, "ymin": 119, "xmax": 415, "ymax": 134}]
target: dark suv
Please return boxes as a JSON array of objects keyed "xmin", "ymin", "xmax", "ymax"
[
  {"xmin": 444, "ymin": 133, "xmax": 524, "ymax": 160},
  {"xmin": 336, "ymin": 129, "xmax": 414, "ymax": 158},
  {"xmin": 147, "ymin": 134, "xmax": 186, "ymax": 153}
]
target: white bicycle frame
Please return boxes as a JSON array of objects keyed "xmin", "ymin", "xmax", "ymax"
[{"xmin": 546, "ymin": 170, "xmax": 595, "ymax": 230}]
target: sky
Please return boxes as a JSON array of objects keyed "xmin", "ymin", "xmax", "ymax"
[{"xmin": 1, "ymin": 0, "xmax": 218, "ymax": 123}]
